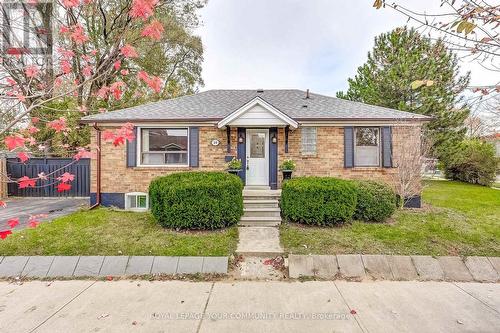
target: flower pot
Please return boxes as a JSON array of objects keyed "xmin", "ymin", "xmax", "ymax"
[
  {"xmin": 282, "ymin": 170, "xmax": 293, "ymax": 180},
  {"xmin": 227, "ymin": 169, "xmax": 241, "ymax": 176}
]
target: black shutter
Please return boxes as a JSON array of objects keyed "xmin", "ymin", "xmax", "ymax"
[
  {"xmin": 126, "ymin": 127, "xmax": 138, "ymax": 167},
  {"xmin": 382, "ymin": 126, "xmax": 393, "ymax": 168},
  {"xmin": 189, "ymin": 127, "xmax": 199, "ymax": 167},
  {"xmin": 344, "ymin": 126, "xmax": 354, "ymax": 168}
]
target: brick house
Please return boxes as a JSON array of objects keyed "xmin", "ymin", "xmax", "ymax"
[{"xmin": 81, "ymin": 89, "xmax": 430, "ymax": 210}]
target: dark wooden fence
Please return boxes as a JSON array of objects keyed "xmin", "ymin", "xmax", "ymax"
[{"xmin": 7, "ymin": 158, "xmax": 90, "ymax": 197}]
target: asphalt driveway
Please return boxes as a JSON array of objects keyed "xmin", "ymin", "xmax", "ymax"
[{"xmin": 1, "ymin": 197, "xmax": 88, "ymax": 230}]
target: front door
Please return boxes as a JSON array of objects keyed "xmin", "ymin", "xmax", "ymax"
[{"xmin": 246, "ymin": 129, "xmax": 269, "ymax": 186}]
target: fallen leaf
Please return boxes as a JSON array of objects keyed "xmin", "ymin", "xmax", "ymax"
[
  {"xmin": 8, "ymin": 218, "xmax": 19, "ymax": 228},
  {"xmin": 350, "ymin": 309, "xmax": 357, "ymax": 315},
  {"xmin": 0, "ymin": 230, "xmax": 12, "ymax": 239}
]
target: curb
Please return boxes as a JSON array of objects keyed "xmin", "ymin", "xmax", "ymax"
[
  {"xmin": 288, "ymin": 254, "xmax": 500, "ymax": 282},
  {"xmin": 0, "ymin": 256, "xmax": 228, "ymax": 278}
]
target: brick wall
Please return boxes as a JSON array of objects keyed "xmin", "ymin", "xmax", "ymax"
[
  {"xmin": 91, "ymin": 126, "xmax": 238, "ymax": 193},
  {"xmin": 277, "ymin": 126, "xmax": 421, "ymax": 191},
  {"xmin": 92, "ymin": 125, "xmax": 421, "ymax": 194}
]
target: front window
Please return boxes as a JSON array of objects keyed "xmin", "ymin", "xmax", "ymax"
[
  {"xmin": 301, "ymin": 127, "xmax": 317, "ymax": 155},
  {"xmin": 354, "ymin": 127, "xmax": 380, "ymax": 166},
  {"xmin": 140, "ymin": 128, "xmax": 188, "ymax": 166}
]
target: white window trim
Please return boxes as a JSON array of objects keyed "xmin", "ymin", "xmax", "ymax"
[
  {"xmin": 301, "ymin": 127, "xmax": 317, "ymax": 156},
  {"xmin": 125, "ymin": 192, "xmax": 149, "ymax": 212},
  {"xmin": 354, "ymin": 127, "xmax": 381, "ymax": 167},
  {"xmin": 136, "ymin": 126, "xmax": 190, "ymax": 168}
]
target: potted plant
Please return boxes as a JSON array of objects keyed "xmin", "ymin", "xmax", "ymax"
[
  {"xmin": 226, "ymin": 158, "xmax": 242, "ymax": 175},
  {"xmin": 280, "ymin": 159, "xmax": 296, "ymax": 180}
]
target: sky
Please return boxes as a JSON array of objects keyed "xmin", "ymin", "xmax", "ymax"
[{"xmin": 196, "ymin": 0, "xmax": 497, "ymax": 97}]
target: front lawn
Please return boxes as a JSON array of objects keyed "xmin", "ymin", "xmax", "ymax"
[
  {"xmin": 0, "ymin": 209, "xmax": 238, "ymax": 256},
  {"xmin": 280, "ymin": 180, "xmax": 500, "ymax": 256}
]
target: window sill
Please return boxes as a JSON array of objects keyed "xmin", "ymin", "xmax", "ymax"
[
  {"xmin": 351, "ymin": 166, "xmax": 385, "ymax": 170},
  {"xmin": 134, "ymin": 165, "xmax": 190, "ymax": 169},
  {"xmin": 300, "ymin": 153, "xmax": 317, "ymax": 158}
]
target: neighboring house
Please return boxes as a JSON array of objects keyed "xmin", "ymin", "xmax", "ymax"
[{"xmin": 81, "ymin": 89, "xmax": 430, "ymax": 209}]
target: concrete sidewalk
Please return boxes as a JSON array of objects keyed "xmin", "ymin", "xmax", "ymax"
[{"xmin": 0, "ymin": 280, "xmax": 498, "ymax": 332}]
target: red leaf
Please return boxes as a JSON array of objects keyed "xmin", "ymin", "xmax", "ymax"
[
  {"xmin": 7, "ymin": 218, "xmax": 19, "ymax": 228},
  {"xmin": 102, "ymin": 130, "xmax": 116, "ymax": 142},
  {"xmin": 47, "ymin": 117, "xmax": 68, "ymax": 132},
  {"xmin": 28, "ymin": 220, "xmax": 39, "ymax": 228},
  {"xmin": 141, "ymin": 20, "xmax": 164, "ymax": 40},
  {"xmin": 57, "ymin": 172, "xmax": 75, "ymax": 183},
  {"xmin": 106, "ymin": 276, "xmax": 113, "ymax": 281},
  {"xmin": 18, "ymin": 176, "xmax": 36, "ymax": 189},
  {"xmin": 113, "ymin": 136, "xmax": 125, "ymax": 146},
  {"xmin": 17, "ymin": 152, "xmax": 30, "ymax": 163},
  {"xmin": 350, "ymin": 309, "xmax": 357, "ymax": 315},
  {"xmin": 120, "ymin": 44, "xmax": 138, "ymax": 58},
  {"xmin": 0, "ymin": 230, "xmax": 12, "ymax": 239},
  {"xmin": 73, "ymin": 148, "xmax": 92, "ymax": 160},
  {"xmin": 129, "ymin": 0, "xmax": 157, "ymax": 20},
  {"xmin": 25, "ymin": 65, "xmax": 39, "ymax": 78},
  {"xmin": 4, "ymin": 135, "xmax": 25, "ymax": 151},
  {"xmin": 62, "ymin": 0, "xmax": 80, "ymax": 8},
  {"xmin": 57, "ymin": 182, "xmax": 72, "ymax": 192},
  {"xmin": 0, "ymin": 200, "xmax": 6, "ymax": 208},
  {"xmin": 70, "ymin": 24, "xmax": 89, "ymax": 44}
]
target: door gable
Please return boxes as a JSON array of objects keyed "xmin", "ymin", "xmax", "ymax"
[{"xmin": 217, "ymin": 97, "xmax": 298, "ymax": 128}]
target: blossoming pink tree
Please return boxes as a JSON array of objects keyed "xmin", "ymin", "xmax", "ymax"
[{"xmin": 0, "ymin": 0, "xmax": 170, "ymax": 239}]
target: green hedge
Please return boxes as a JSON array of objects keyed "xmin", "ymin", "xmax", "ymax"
[
  {"xmin": 149, "ymin": 172, "xmax": 243, "ymax": 230},
  {"xmin": 281, "ymin": 177, "xmax": 358, "ymax": 226},
  {"xmin": 354, "ymin": 180, "xmax": 397, "ymax": 222},
  {"xmin": 441, "ymin": 139, "xmax": 498, "ymax": 186}
]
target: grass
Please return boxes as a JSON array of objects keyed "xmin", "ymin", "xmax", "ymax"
[
  {"xmin": 0, "ymin": 209, "xmax": 238, "ymax": 256},
  {"xmin": 280, "ymin": 180, "xmax": 500, "ymax": 257}
]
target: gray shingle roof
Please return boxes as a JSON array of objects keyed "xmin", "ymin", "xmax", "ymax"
[{"xmin": 81, "ymin": 89, "xmax": 431, "ymax": 123}]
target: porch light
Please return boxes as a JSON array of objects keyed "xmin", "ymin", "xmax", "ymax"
[
  {"xmin": 271, "ymin": 133, "xmax": 277, "ymax": 144},
  {"xmin": 238, "ymin": 132, "xmax": 245, "ymax": 143}
]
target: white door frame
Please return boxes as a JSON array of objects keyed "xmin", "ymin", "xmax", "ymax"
[{"xmin": 245, "ymin": 128, "xmax": 269, "ymax": 186}]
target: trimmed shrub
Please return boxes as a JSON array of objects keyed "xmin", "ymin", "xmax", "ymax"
[
  {"xmin": 281, "ymin": 177, "xmax": 358, "ymax": 226},
  {"xmin": 149, "ymin": 172, "xmax": 243, "ymax": 229},
  {"xmin": 441, "ymin": 139, "xmax": 498, "ymax": 186},
  {"xmin": 354, "ymin": 180, "xmax": 397, "ymax": 222}
]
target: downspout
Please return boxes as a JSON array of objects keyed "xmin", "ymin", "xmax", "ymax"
[{"xmin": 89, "ymin": 123, "xmax": 101, "ymax": 209}]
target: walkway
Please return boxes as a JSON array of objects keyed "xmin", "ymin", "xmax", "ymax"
[
  {"xmin": 236, "ymin": 187, "xmax": 283, "ymax": 257},
  {"xmin": 0, "ymin": 280, "xmax": 498, "ymax": 332}
]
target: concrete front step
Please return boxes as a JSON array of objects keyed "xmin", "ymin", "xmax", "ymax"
[
  {"xmin": 243, "ymin": 207, "xmax": 281, "ymax": 218},
  {"xmin": 239, "ymin": 221, "xmax": 281, "ymax": 227},
  {"xmin": 243, "ymin": 199, "xmax": 279, "ymax": 208},
  {"xmin": 239, "ymin": 216, "xmax": 281, "ymax": 227},
  {"xmin": 242, "ymin": 190, "xmax": 281, "ymax": 201},
  {"xmin": 243, "ymin": 195, "xmax": 281, "ymax": 201}
]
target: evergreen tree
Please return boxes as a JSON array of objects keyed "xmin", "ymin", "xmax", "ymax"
[{"xmin": 337, "ymin": 27, "xmax": 470, "ymax": 157}]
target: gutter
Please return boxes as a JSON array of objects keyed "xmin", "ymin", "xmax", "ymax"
[{"xmin": 89, "ymin": 123, "xmax": 101, "ymax": 209}]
